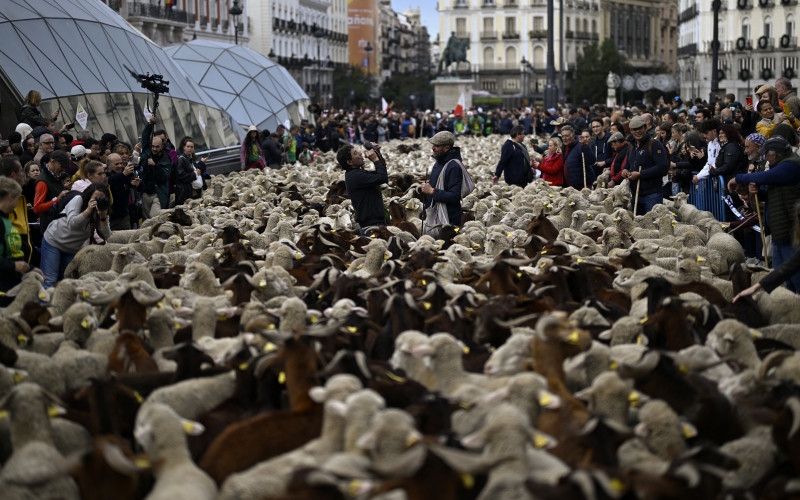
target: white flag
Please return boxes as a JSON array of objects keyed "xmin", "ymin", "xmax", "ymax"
[
  {"xmin": 75, "ymin": 103, "xmax": 88, "ymax": 130},
  {"xmin": 382, "ymin": 97, "xmax": 390, "ymax": 113},
  {"xmin": 454, "ymin": 92, "xmax": 465, "ymax": 116}
]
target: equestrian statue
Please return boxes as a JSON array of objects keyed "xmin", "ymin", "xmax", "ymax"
[{"xmin": 437, "ymin": 32, "xmax": 470, "ymax": 77}]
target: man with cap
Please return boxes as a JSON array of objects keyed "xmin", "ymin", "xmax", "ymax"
[
  {"xmin": 335, "ymin": 143, "xmax": 387, "ymax": 234},
  {"xmin": 622, "ymin": 115, "xmax": 669, "ymax": 215},
  {"xmin": 606, "ymin": 131, "xmax": 630, "ymax": 188},
  {"xmin": 549, "ymin": 117, "xmax": 569, "ymax": 141},
  {"xmin": 33, "ymin": 150, "xmax": 72, "ymax": 233},
  {"xmin": 729, "ymin": 135, "xmax": 800, "ymax": 291},
  {"xmin": 493, "ymin": 125, "xmax": 530, "ymax": 188},
  {"xmin": 421, "ymin": 131, "xmax": 464, "ymax": 227}
]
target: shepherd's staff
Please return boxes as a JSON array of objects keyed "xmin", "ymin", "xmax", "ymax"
[
  {"xmin": 754, "ymin": 191, "xmax": 769, "ymax": 266},
  {"xmin": 633, "ymin": 165, "xmax": 643, "ymax": 215}
]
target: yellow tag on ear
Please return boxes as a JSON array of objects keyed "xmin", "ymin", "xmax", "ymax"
[
  {"xmin": 567, "ymin": 331, "xmax": 580, "ymax": 345},
  {"xmin": 405, "ymin": 434, "xmax": 420, "ymax": 447},
  {"xmin": 12, "ymin": 372, "xmax": 24, "ymax": 383},
  {"xmin": 133, "ymin": 391, "xmax": 144, "ymax": 404},
  {"xmin": 460, "ymin": 473, "xmax": 475, "ymax": 489},
  {"xmin": 454, "ymin": 227, "xmax": 459, "ymax": 232},
  {"xmin": 259, "ymin": 280, "xmax": 267, "ymax": 287},
  {"xmin": 462, "ymin": 345, "xmax": 470, "ymax": 354},
  {"xmin": 533, "ymin": 433, "xmax": 549, "ymax": 448},
  {"xmin": 610, "ymin": 478, "xmax": 625, "ymax": 493},
  {"xmin": 268, "ymin": 323, "xmax": 276, "ymax": 329},
  {"xmin": 539, "ymin": 393, "xmax": 552, "ymax": 406},
  {"xmin": 219, "ymin": 313, "xmax": 227, "ymax": 321},
  {"xmin": 370, "ymin": 233, "xmax": 377, "ymax": 238},
  {"xmin": 346, "ymin": 326, "xmax": 358, "ymax": 333},
  {"xmin": 636, "ymin": 335, "xmax": 643, "ymax": 345},
  {"xmin": 263, "ymin": 342, "xmax": 277, "ymax": 352},
  {"xmin": 16, "ymin": 334, "xmax": 27, "ymax": 344},
  {"xmin": 38, "ymin": 291, "xmax": 46, "ymax": 299},
  {"xmin": 422, "ymin": 302, "xmax": 432, "ymax": 310},
  {"xmin": 295, "ymin": 252, "xmax": 302, "ymax": 259},
  {"xmin": 239, "ymin": 362, "xmax": 249, "ymax": 371},
  {"xmin": 385, "ymin": 371, "xmax": 406, "ymax": 383},
  {"xmin": 81, "ymin": 319, "xmax": 90, "ymax": 329},
  {"xmin": 421, "ymin": 279, "xmax": 427, "ymax": 285},
  {"xmin": 697, "ymin": 256, "xmax": 705, "ymax": 262},
  {"xmin": 310, "ymin": 315, "xmax": 319, "ymax": 323},
  {"xmin": 577, "ymin": 258, "xmax": 584, "ymax": 263},
  {"xmin": 278, "ymin": 372, "xmax": 286, "ymax": 384},
  {"xmin": 47, "ymin": 405, "xmax": 63, "ymax": 418},
  {"xmin": 628, "ymin": 391, "xmax": 641, "ymax": 406},
  {"xmin": 751, "ymin": 329, "xmax": 762, "ymax": 339},
  {"xmin": 134, "ymin": 458, "xmax": 150, "ymax": 468},
  {"xmin": 639, "ymin": 317, "xmax": 648, "ymax": 325},
  {"xmin": 678, "ymin": 364, "xmax": 689, "ymax": 374},
  {"xmin": 348, "ymin": 480, "xmax": 363, "ymax": 497},
  {"xmin": 683, "ymin": 424, "xmax": 696, "ymax": 439},
  {"xmin": 182, "ymin": 421, "xmax": 196, "ymax": 433},
  {"xmin": 0, "ymin": 411, "xmax": 8, "ymax": 419},
  {"xmin": 82, "ymin": 290, "xmax": 90, "ymax": 298},
  {"xmin": 516, "ymin": 273, "xmax": 522, "ymax": 278},
  {"xmin": 541, "ymin": 250, "xmax": 547, "ymax": 254},
  {"xmin": 609, "ymin": 360, "xmax": 619, "ymax": 370}
]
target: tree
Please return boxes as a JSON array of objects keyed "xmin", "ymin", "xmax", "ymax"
[
  {"xmin": 332, "ymin": 66, "xmax": 377, "ymax": 109},
  {"xmin": 379, "ymin": 73, "xmax": 434, "ymax": 111},
  {"xmin": 571, "ymin": 38, "xmax": 626, "ymax": 105}
]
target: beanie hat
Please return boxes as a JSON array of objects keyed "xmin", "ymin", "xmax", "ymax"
[{"xmin": 745, "ymin": 133, "xmax": 766, "ymax": 148}]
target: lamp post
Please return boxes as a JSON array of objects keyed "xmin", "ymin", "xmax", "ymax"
[
  {"xmin": 618, "ymin": 45, "xmax": 625, "ymax": 107},
  {"xmin": 313, "ymin": 23, "xmax": 324, "ymax": 108},
  {"xmin": 228, "ymin": 0, "xmax": 242, "ymax": 45},
  {"xmin": 365, "ymin": 41, "xmax": 373, "ymax": 105},
  {"xmin": 521, "ymin": 56, "xmax": 528, "ymax": 107},
  {"xmin": 365, "ymin": 41, "xmax": 373, "ymax": 73},
  {"xmin": 544, "ymin": 0, "xmax": 557, "ymax": 109}
]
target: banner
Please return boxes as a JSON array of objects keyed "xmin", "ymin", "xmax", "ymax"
[
  {"xmin": 75, "ymin": 103, "xmax": 88, "ymax": 130},
  {"xmin": 348, "ymin": 0, "xmax": 377, "ymax": 74}
]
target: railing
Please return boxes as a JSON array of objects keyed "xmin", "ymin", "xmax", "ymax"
[
  {"xmin": 454, "ymin": 0, "xmax": 469, "ymax": 7},
  {"xmin": 455, "ymin": 31, "xmax": 471, "ymax": 38},
  {"xmin": 127, "ymin": 1, "xmax": 191, "ymax": 23},
  {"xmin": 688, "ymin": 175, "xmax": 727, "ymax": 223},
  {"xmin": 678, "ymin": 3, "xmax": 698, "ymax": 24},
  {"xmin": 480, "ymin": 30, "xmax": 498, "ymax": 39},
  {"xmin": 677, "ymin": 43, "xmax": 697, "ymax": 57},
  {"xmin": 479, "ymin": 62, "xmax": 522, "ymax": 70},
  {"xmin": 529, "ymin": 30, "xmax": 547, "ymax": 38},
  {"xmin": 482, "ymin": 0, "xmax": 496, "ymax": 6},
  {"xmin": 503, "ymin": 31, "xmax": 520, "ymax": 39}
]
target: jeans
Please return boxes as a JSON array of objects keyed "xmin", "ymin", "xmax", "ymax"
[
  {"xmin": 631, "ymin": 192, "xmax": 662, "ymax": 216},
  {"xmin": 40, "ymin": 237, "xmax": 75, "ymax": 289},
  {"xmin": 772, "ymin": 241, "xmax": 800, "ymax": 293}
]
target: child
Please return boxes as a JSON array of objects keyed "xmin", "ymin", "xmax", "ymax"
[{"xmin": 298, "ymin": 143, "xmax": 314, "ymax": 166}]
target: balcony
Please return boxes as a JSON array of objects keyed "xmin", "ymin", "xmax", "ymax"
[
  {"xmin": 738, "ymin": 0, "xmax": 753, "ymax": 8},
  {"xmin": 454, "ymin": 0, "xmax": 469, "ymax": 7},
  {"xmin": 479, "ymin": 62, "xmax": 523, "ymax": 70},
  {"xmin": 678, "ymin": 4, "xmax": 698, "ymax": 24},
  {"xmin": 127, "ymin": 1, "xmax": 191, "ymax": 24},
  {"xmin": 503, "ymin": 31, "xmax": 520, "ymax": 39},
  {"xmin": 455, "ymin": 31, "xmax": 470, "ymax": 38},
  {"xmin": 480, "ymin": 30, "xmax": 498, "ymax": 39},
  {"xmin": 505, "ymin": 0, "xmax": 518, "ymax": 6},
  {"xmin": 677, "ymin": 43, "xmax": 697, "ymax": 57},
  {"xmin": 529, "ymin": 30, "xmax": 547, "ymax": 39},
  {"xmin": 482, "ymin": 0, "xmax": 496, "ymax": 6},
  {"xmin": 566, "ymin": 30, "xmax": 574, "ymax": 38}
]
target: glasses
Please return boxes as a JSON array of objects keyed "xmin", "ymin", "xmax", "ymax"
[{"xmin": 40, "ymin": 141, "xmax": 54, "ymax": 144}]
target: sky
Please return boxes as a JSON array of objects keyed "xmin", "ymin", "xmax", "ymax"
[{"xmin": 390, "ymin": 0, "xmax": 439, "ymax": 43}]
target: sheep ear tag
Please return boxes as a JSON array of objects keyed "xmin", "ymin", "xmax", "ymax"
[
  {"xmin": 682, "ymin": 422, "xmax": 698, "ymax": 439},
  {"xmin": 181, "ymin": 419, "xmax": 205, "ymax": 436},
  {"xmin": 48, "ymin": 404, "xmax": 66, "ymax": 418}
]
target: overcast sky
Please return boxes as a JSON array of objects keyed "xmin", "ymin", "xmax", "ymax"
[{"xmin": 390, "ymin": 0, "xmax": 439, "ymax": 43}]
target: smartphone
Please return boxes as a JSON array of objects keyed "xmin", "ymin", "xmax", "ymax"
[
  {"xmin": 66, "ymin": 122, "xmax": 75, "ymax": 129},
  {"xmin": 746, "ymin": 96, "xmax": 753, "ymax": 106}
]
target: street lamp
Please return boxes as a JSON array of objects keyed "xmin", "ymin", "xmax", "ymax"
[
  {"xmin": 618, "ymin": 45, "xmax": 625, "ymax": 107},
  {"xmin": 521, "ymin": 56, "xmax": 528, "ymax": 107},
  {"xmin": 229, "ymin": 0, "xmax": 242, "ymax": 45},
  {"xmin": 364, "ymin": 41, "xmax": 373, "ymax": 73},
  {"xmin": 313, "ymin": 23, "xmax": 324, "ymax": 107}
]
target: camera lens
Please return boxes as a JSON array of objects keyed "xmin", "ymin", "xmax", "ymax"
[{"xmin": 95, "ymin": 196, "xmax": 110, "ymax": 211}]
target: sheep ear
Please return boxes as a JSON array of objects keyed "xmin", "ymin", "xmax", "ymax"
[
  {"xmin": 102, "ymin": 441, "xmax": 150, "ymax": 475},
  {"xmin": 309, "ymin": 386, "xmax": 328, "ymax": 403},
  {"xmin": 49, "ymin": 315, "xmax": 65, "ymax": 328},
  {"xmin": 538, "ymin": 389, "xmax": 561, "ymax": 409},
  {"xmin": 574, "ymin": 386, "xmax": 593, "ymax": 402},
  {"xmin": 530, "ymin": 429, "xmax": 558, "ymax": 449},
  {"xmin": 326, "ymin": 400, "xmax": 347, "ymax": 417},
  {"xmin": 180, "ymin": 418, "xmax": 205, "ymax": 435},
  {"xmin": 672, "ymin": 463, "xmax": 701, "ymax": 488},
  {"xmin": 356, "ymin": 430, "xmax": 377, "ymax": 450},
  {"xmin": 483, "ymin": 386, "xmax": 509, "ymax": 405},
  {"xmin": 461, "ymin": 427, "xmax": 489, "ymax": 449},
  {"xmin": 634, "ymin": 422, "xmax": 649, "ymax": 438}
]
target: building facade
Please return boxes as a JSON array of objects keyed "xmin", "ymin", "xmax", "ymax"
[
  {"xmin": 104, "ymin": 0, "xmax": 251, "ymax": 46},
  {"xmin": 677, "ymin": 0, "xmax": 800, "ymax": 102},
  {"xmin": 378, "ymin": 3, "xmax": 432, "ymax": 80},
  {"xmin": 436, "ymin": 0, "xmax": 605, "ymax": 107},
  {"xmin": 248, "ymin": 0, "xmax": 348, "ymax": 108},
  {"xmin": 601, "ymin": 0, "xmax": 678, "ymax": 72}
]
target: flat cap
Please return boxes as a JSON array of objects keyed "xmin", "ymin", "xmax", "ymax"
[
  {"xmin": 429, "ymin": 131, "xmax": 455, "ymax": 146},
  {"xmin": 608, "ymin": 132, "xmax": 625, "ymax": 142},
  {"xmin": 760, "ymin": 135, "xmax": 791, "ymax": 155},
  {"xmin": 629, "ymin": 115, "xmax": 647, "ymax": 129}
]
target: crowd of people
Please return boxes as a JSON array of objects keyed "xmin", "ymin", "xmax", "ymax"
[{"xmin": 2, "ymin": 78, "xmax": 799, "ymax": 295}]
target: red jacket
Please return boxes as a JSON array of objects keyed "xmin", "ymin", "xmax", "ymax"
[{"xmin": 538, "ymin": 151, "xmax": 564, "ymax": 186}]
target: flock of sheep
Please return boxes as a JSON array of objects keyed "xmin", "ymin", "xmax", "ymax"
[{"xmin": 1, "ymin": 134, "xmax": 800, "ymax": 499}]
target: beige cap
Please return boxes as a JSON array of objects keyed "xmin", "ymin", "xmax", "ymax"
[
  {"xmin": 429, "ymin": 131, "xmax": 455, "ymax": 146},
  {"xmin": 629, "ymin": 115, "xmax": 646, "ymax": 129}
]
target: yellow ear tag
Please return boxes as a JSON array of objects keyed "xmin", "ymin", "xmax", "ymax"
[
  {"xmin": 384, "ymin": 252, "xmax": 391, "ymax": 260},
  {"xmin": 539, "ymin": 393, "xmax": 552, "ymax": 406},
  {"xmin": 47, "ymin": 405, "xmax": 63, "ymax": 418},
  {"xmin": 636, "ymin": 335, "xmax": 643, "ymax": 345},
  {"xmin": 697, "ymin": 256, "xmax": 705, "ymax": 262},
  {"xmin": 12, "ymin": 371, "xmax": 24, "ymax": 383},
  {"xmin": 587, "ymin": 214, "xmax": 592, "ymax": 220},
  {"xmin": 133, "ymin": 391, "xmax": 144, "ymax": 404},
  {"xmin": 422, "ymin": 302, "xmax": 431, "ymax": 310},
  {"xmin": 346, "ymin": 326, "xmax": 358, "ymax": 333},
  {"xmin": 454, "ymin": 227, "xmax": 459, "ymax": 232},
  {"xmin": 370, "ymin": 233, "xmax": 377, "ymax": 238},
  {"xmin": 263, "ymin": 342, "xmax": 277, "ymax": 352},
  {"xmin": 81, "ymin": 319, "xmax": 90, "ymax": 329},
  {"xmin": 174, "ymin": 322, "xmax": 181, "ymax": 330},
  {"xmin": 386, "ymin": 371, "xmax": 406, "ymax": 383},
  {"xmin": 683, "ymin": 424, "xmax": 696, "ymax": 439},
  {"xmin": 82, "ymin": 290, "xmax": 90, "ymax": 298},
  {"xmin": 219, "ymin": 313, "xmax": 227, "ymax": 321},
  {"xmin": 38, "ymin": 291, "xmax": 46, "ymax": 299},
  {"xmin": 533, "ymin": 434, "xmax": 549, "ymax": 448},
  {"xmin": 268, "ymin": 323, "xmax": 276, "ymax": 329},
  {"xmin": 751, "ymin": 329, "xmax": 762, "ymax": 339},
  {"xmin": 317, "ymin": 293, "xmax": 323, "ymax": 299},
  {"xmin": 541, "ymin": 250, "xmax": 547, "ymax": 254},
  {"xmin": 639, "ymin": 317, "xmax": 648, "ymax": 325},
  {"xmin": 0, "ymin": 411, "xmax": 8, "ymax": 419},
  {"xmin": 309, "ymin": 315, "xmax": 318, "ymax": 324},
  {"xmin": 295, "ymin": 252, "xmax": 302, "ymax": 260},
  {"xmin": 577, "ymin": 258, "xmax": 584, "ymax": 263},
  {"xmin": 405, "ymin": 434, "xmax": 420, "ymax": 447},
  {"xmin": 628, "ymin": 391, "xmax": 641, "ymax": 406},
  {"xmin": 278, "ymin": 372, "xmax": 286, "ymax": 384},
  {"xmin": 239, "ymin": 362, "xmax": 249, "ymax": 371},
  {"xmin": 460, "ymin": 473, "xmax": 475, "ymax": 489},
  {"xmin": 421, "ymin": 279, "xmax": 427, "ymax": 285},
  {"xmin": 259, "ymin": 280, "xmax": 267, "ymax": 287},
  {"xmin": 462, "ymin": 345, "xmax": 470, "ymax": 354},
  {"xmin": 16, "ymin": 334, "xmax": 27, "ymax": 344},
  {"xmin": 182, "ymin": 421, "xmax": 196, "ymax": 433},
  {"xmin": 348, "ymin": 480, "xmax": 363, "ymax": 497},
  {"xmin": 517, "ymin": 273, "xmax": 522, "ymax": 278},
  {"xmin": 567, "ymin": 331, "xmax": 580, "ymax": 345},
  {"xmin": 134, "ymin": 458, "xmax": 151, "ymax": 468},
  {"xmin": 609, "ymin": 360, "xmax": 619, "ymax": 370},
  {"xmin": 610, "ymin": 478, "xmax": 625, "ymax": 493},
  {"xmin": 215, "ymin": 253, "xmax": 221, "ymax": 259}
]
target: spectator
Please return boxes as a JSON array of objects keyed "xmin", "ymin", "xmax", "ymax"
[
  {"xmin": 262, "ymin": 133, "xmax": 283, "ymax": 169},
  {"xmin": 21, "ymin": 162, "xmax": 39, "ymax": 220},
  {"xmin": 756, "ymin": 100, "xmax": 800, "ymax": 138},
  {"xmin": 713, "ymin": 124, "xmax": 748, "ymax": 187},
  {"xmin": 83, "ymin": 138, "xmax": 102, "ymax": 161},
  {"xmin": 153, "ymin": 128, "xmax": 179, "ymax": 167},
  {"xmin": 694, "ymin": 119, "xmax": 722, "ymax": 184},
  {"xmin": 421, "ymin": 131, "xmax": 464, "ymax": 229},
  {"xmin": 139, "ymin": 114, "xmax": 173, "ymax": 218},
  {"xmin": 622, "ymin": 115, "xmax": 669, "ymax": 215},
  {"xmin": 240, "ymin": 126, "xmax": 266, "ymax": 170},
  {"xmin": 283, "ymin": 126, "xmax": 299, "ymax": 164},
  {"xmin": 19, "ymin": 137, "xmax": 35, "ymax": 166},
  {"xmin": 493, "ymin": 125, "xmax": 530, "ymax": 188},
  {"xmin": 744, "ymin": 133, "xmax": 767, "ymax": 170},
  {"xmin": 591, "ymin": 118, "xmax": 612, "ymax": 172},
  {"xmin": 68, "ymin": 145, "xmax": 87, "ymax": 178},
  {"xmin": 297, "ymin": 142, "xmax": 314, "ymax": 166},
  {"xmin": 33, "ymin": 133, "xmax": 55, "ymax": 166},
  {"xmin": 562, "ymin": 125, "xmax": 596, "ymax": 189},
  {"xmin": 537, "ymin": 137, "xmax": 565, "ymax": 186},
  {"xmin": 15, "ymin": 123, "xmax": 33, "ymax": 142},
  {"xmin": 71, "ymin": 160, "xmax": 107, "ymax": 192},
  {"xmin": 0, "ymin": 143, "xmax": 13, "ymax": 158},
  {"xmin": 0, "ymin": 157, "xmax": 34, "ymax": 265},
  {"xmin": 33, "ymin": 150, "xmax": 71, "ymax": 233},
  {"xmin": 175, "ymin": 137, "xmax": 206, "ymax": 206},
  {"xmin": 606, "ymin": 132, "xmax": 630, "ymax": 188},
  {"xmin": 730, "ymin": 136, "xmax": 800, "ymax": 292},
  {"xmin": 498, "ymin": 112, "xmax": 513, "ymax": 135},
  {"xmin": 775, "ymin": 77, "xmax": 800, "ymax": 119},
  {"xmin": 106, "ymin": 153, "xmax": 140, "ymax": 230},
  {"xmin": 20, "ymin": 90, "xmax": 59, "ymax": 128},
  {"xmin": 0, "ymin": 176, "xmax": 33, "ymax": 301},
  {"xmin": 40, "ymin": 182, "xmax": 111, "ymax": 288},
  {"xmin": 336, "ymin": 143, "xmax": 388, "ymax": 234}
]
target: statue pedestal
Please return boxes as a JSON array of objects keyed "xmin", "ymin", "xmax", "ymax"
[
  {"xmin": 433, "ymin": 78, "xmax": 474, "ymax": 112},
  {"xmin": 607, "ymin": 88, "xmax": 617, "ymax": 108}
]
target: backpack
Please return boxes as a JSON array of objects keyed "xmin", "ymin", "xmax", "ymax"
[{"xmin": 50, "ymin": 191, "xmax": 82, "ymax": 220}]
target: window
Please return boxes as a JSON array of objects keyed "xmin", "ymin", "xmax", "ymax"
[
  {"xmin": 787, "ymin": 15, "xmax": 795, "ymax": 37},
  {"xmin": 505, "ymin": 17, "xmax": 516, "ymax": 33},
  {"xmin": 534, "ymin": 16, "xmax": 543, "ymax": 31},
  {"xmin": 481, "ymin": 80, "xmax": 497, "ymax": 91},
  {"xmin": 505, "ymin": 46, "xmax": 517, "ymax": 65},
  {"xmin": 764, "ymin": 16, "xmax": 772, "ymax": 39},
  {"xmin": 742, "ymin": 18, "xmax": 750, "ymax": 40},
  {"xmin": 483, "ymin": 17, "xmax": 494, "ymax": 31},
  {"xmin": 504, "ymin": 78, "xmax": 520, "ymax": 90},
  {"xmin": 456, "ymin": 17, "xmax": 467, "ymax": 36},
  {"xmin": 483, "ymin": 46, "xmax": 495, "ymax": 63}
]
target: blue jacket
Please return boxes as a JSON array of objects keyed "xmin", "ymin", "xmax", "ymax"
[
  {"xmin": 626, "ymin": 137, "xmax": 669, "ymax": 198},
  {"xmin": 498, "ymin": 117, "xmax": 514, "ymax": 135},
  {"xmin": 494, "ymin": 139, "xmax": 529, "ymax": 187},
  {"xmin": 425, "ymin": 147, "xmax": 464, "ymax": 226},
  {"xmin": 564, "ymin": 142, "xmax": 596, "ymax": 189}
]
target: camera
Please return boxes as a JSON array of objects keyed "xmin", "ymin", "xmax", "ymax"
[
  {"xmin": 95, "ymin": 196, "xmax": 110, "ymax": 212},
  {"xmin": 364, "ymin": 141, "xmax": 380, "ymax": 151},
  {"xmin": 136, "ymin": 73, "xmax": 170, "ymax": 94}
]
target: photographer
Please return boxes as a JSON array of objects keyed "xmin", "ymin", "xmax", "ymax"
[
  {"xmin": 40, "ymin": 182, "xmax": 111, "ymax": 288},
  {"xmin": 175, "ymin": 137, "xmax": 206, "ymax": 206},
  {"xmin": 107, "ymin": 153, "xmax": 141, "ymax": 230},
  {"xmin": 336, "ymin": 142, "xmax": 387, "ymax": 233},
  {"xmin": 139, "ymin": 114, "xmax": 173, "ymax": 219}
]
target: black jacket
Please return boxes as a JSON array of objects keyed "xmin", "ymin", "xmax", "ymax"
[
  {"xmin": 262, "ymin": 138, "xmax": 283, "ymax": 166},
  {"xmin": 174, "ymin": 153, "xmax": 200, "ymax": 206},
  {"xmin": 626, "ymin": 137, "xmax": 669, "ymax": 198},
  {"xmin": 425, "ymin": 147, "xmax": 464, "ymax": 226},
  {"xmin": 344, "ymin": 160, "xmax": 388, "ymax": 228},
  {"xmin": 494, "ymin": 139, "xmax": 529, "ymax": 187},
  {"xmin": 714, "ymin": 141, "xmax": 747, "ymax": 185}
]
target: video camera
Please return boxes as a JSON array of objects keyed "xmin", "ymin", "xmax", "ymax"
[
  {"xmin": 364, "ymin": 141, "xmax": 380, "ymax": 151},
  {"xmin": 136, "ymin": 73, "xmax": 170, "ymax": 95}
]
